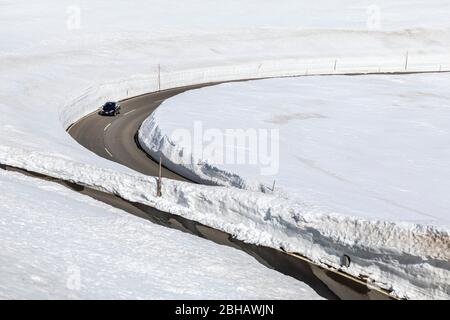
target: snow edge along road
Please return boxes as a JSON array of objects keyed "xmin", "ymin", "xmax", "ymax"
[
  {"xmin": 0, "ymin": 163, "xmax": 393, "ymax": 300},
  {"xmin": 2, "ymin": 62, "xmax": 450, "ymax": 299},
  {"xmin": 72, "ymin": 68, "xmax": 448, "ymax": 299}
]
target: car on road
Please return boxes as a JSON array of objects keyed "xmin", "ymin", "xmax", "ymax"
[{"xmin": 100, "ymin": 101, "xmax": 121, "ymax": 116}]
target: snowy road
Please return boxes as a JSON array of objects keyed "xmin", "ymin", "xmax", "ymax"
[
  {"xmin": 67, "ymin": 77, "xmax": 425, "ymax": 300},
  {"xmin": 2, "ymin": 0, "xmax": 450, "ymax": 300},
  {"xmin": 68, "ymin": 70, "xmax": 450, "ymax": 300},
  {"xmin": 68, "ymin": 84, "xmax": 210, "ymax": 180}
]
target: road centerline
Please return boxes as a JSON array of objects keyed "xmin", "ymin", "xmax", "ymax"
[
  {"xmin": 104, "ymin": 122, "xmax": 112, "ymax": 131},
  {"xmin": 124, "ymin": 109, "xmax": 136, "ymax": 116},
  {"xmin": 104, "ymin": 147, "xmax": 113, "ymax": 157}
]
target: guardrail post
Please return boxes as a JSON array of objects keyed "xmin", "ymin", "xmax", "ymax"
[
  {"xmin": 157, "ymin": 155, "xmax": 162, "ymax": 197},
  {"xmin": 158, "ymin": 64, "xmax": 161, "ymax": 91},
  {"xmin": 404, "ymin": 51, "xmax": 409, "ymax": 71}
]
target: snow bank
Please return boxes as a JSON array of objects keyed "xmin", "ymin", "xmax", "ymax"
[
  {"xmin": 138, "ymin": 74, "xmax": 450, "ymax": 299},
  {"xmin": 0, "ymin": 169, "xmax": 321, "ymax": 299},
  {"xmin": 61, "ymin": 27, "xmax": 450, "ymax": 130},
  {"xmin": 139, "ymin": 73, "xmax": 450, "ymax": 227},
  {"xmin": 1, "ymin": 146, "xmax": 449, "ymax": 299}
]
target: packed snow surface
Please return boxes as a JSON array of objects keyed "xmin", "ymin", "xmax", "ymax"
[
  {"xmin": 140, "ymin": 73, "xmax": 450, "ymax": 228},
  {"xmin": 0, "ymin": 170, "xmax": 322, "ymax": 299},
  {"xmin": 2, "ymin": 0, "xmax": 450, "ymax": 300}
]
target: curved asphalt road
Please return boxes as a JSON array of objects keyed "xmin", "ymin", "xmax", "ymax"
[
  {"xmin": 68, "ymin": 83, "xmax": 216, "ymax": 180},
  {"xmin": 68, "ymin": 80, "xmax": 395, "ymax": 300}
]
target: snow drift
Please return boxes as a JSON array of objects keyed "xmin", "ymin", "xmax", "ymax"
[{"xmin": 1, "ymin": 145, "xmax": 449, "ymax": 300}]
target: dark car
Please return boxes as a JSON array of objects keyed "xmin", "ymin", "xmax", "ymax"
[{"xmin": 100, "ymin": 101, "xmax": 121, "ymax": 116}]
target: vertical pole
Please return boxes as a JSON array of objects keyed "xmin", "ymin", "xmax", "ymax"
[
  {"xmin": 158, "ymin": 64, "xmax": 161, "ymax": 92},
  {"xmin": 404, "ymin": 51, "xmax": 409, "ymax": 71},
  {"xmin": 334, "ymin": 59, "xmax": 337, "ymax": 72},
  {"xmin": 272, "ymin": 180, "xmax": 276, "ymax": 192},
  {"xmin": 157, "ymin": 155, "xmax": 162, "ymax": 197}
]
